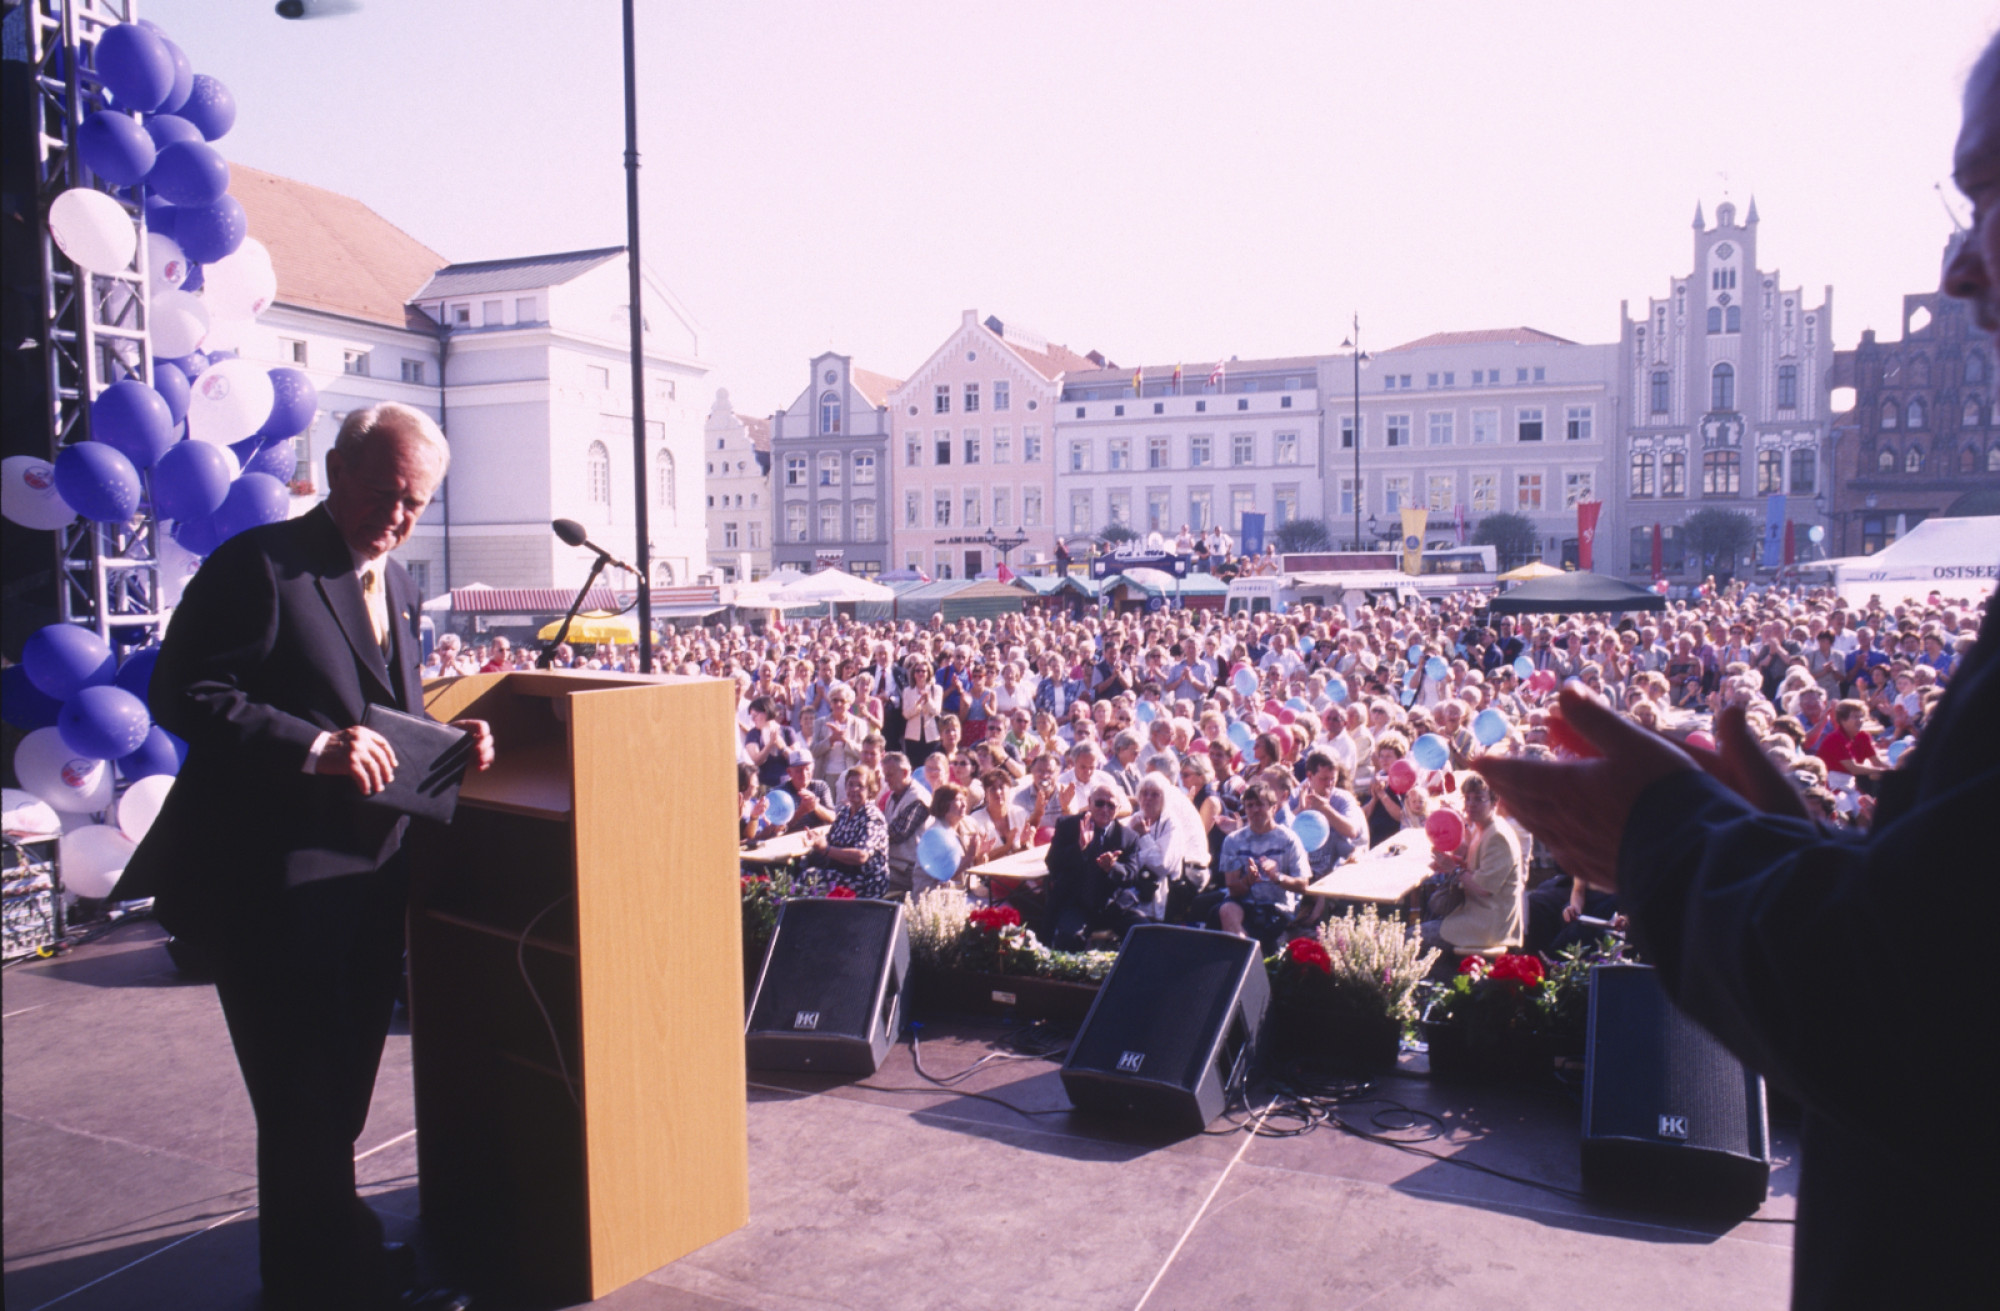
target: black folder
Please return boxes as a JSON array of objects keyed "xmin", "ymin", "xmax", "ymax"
[{"xmin": 361, "ymin": 704, "xmax": 474, "ymax": 825}]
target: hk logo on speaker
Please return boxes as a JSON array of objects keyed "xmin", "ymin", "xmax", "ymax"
[
  {"xmin": 793, "ymin": 1011, "xmax": 820, "ymax": 1030},
  {"xmin": 1657, "ymin": 1114, "xmax": 1690, "ymax": 1139},
  {"xmin": 1116, "ymin": 1051, "xmax": 1145, "ymax": 1073}
]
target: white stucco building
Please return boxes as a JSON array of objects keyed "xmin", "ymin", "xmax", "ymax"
[
  {"xmin": 770, "ymin": 354, "xmax": 901, "ymax": 576},
  {"xmin": 704, "ymin": 389, "xmax": 772, "ymax": 581}
]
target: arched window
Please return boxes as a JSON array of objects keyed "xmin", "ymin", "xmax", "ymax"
[
  {"xmin": 586, "ymin": 440, "xmax": 612, "ymax": 511},
  {"xmin": 818, "ymin": 391, "xmax": 842, "ymax": 435},
  {"xmin": 1877, "ymin": 448, "xmax": 1896, "ymax": 472},
  {"xmin": 1706, "ymin": 307, "xmax": 1723, "ymax": 334},
  {"xmin": 1880, "ymin": 398, "xmax": 1899, "ymax": 429},
  {"xmin": 1711, "ymin": 363, "xmax": 1735, "ymax": 412},
  {"xmin": 1629, "ymin": 450, "xmax": 1655, "ymax": 496},
  {"xmin": 1905, "ymin": 445, "xmax": 1924, "ymax": 473},
  {"xmin": 1910, "ymin": 357, "xmax": 1931, "ymax": 386},
  {"xmin": 1725, "ymin": 305, "xmax": 1741, "ymax": 333},
  {"xmin": 1965, "ymin": 397, "xmax": 1983, "ymax": 427},
  {"xmin": 1907, "ymin": 397, "xmax": 1927, "ymax": 429},
  {"xmin": 1968, "ymin": 352, "xmax": 1987, "ymax": 384},
  {"xmin": 1960, "ymin": 445, "xmax": 1978, "ymax": 474},
  {"xmin": 1988, "ymin": 445, "xmax": 2000, "ymax": 472},
  {"xmin": 655, "ymin": 449, "xmax": 676, "ymax": 526}
]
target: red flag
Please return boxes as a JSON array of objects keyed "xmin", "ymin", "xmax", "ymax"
[
  {"xmin": 1783, "ymin": 519, "xmax": 1796, "ymax": 566},
  {"xmin": 1651, "ymin": 523, "xmax": 1663, "ymax": 580},
  {"xmin": 996, "ymin": 561, "xmax": 1015, "ymax": 583},
  {"xmin": 1208, "ymin": 359, "xmax": 1225, "ymax": 389},
  {"xmin": 1576, "ymin": 500, "xmax": 1603, "ymax": 571}
]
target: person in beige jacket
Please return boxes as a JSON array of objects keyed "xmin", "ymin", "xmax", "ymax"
[{"xmin": 1421, "ymin": 774, "xmax": 1524, "ymax": 953}]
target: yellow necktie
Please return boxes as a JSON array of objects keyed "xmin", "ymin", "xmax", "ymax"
[{"xmin": 361, "ymin": 569, "xmax": 387, "ymax": 650}]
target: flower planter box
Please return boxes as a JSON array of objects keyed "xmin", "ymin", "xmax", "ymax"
[
  {"xmin": 1421, "ymin": 1018, "xmax": 1549, "ymax": 1083},
  {"xmin": 909, "ymin": 962, "xmax": 1101, "ymax": 1025},
  {"xmin": 1266, "ymin": 997, "xmax": 1402, "ymax": 1075}
]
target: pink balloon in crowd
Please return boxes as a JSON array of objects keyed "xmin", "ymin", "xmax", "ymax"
[
  {"xmin": 1425, "ymin": 808, "xmax": 1465, "ymax": 851},
  {"xmin": 1685, "ymin": 731, "xmax": 1716, "ymax": 752},
  {"xmin": 1385, "ymin": 758, "xmax": 1419, "ymax": 793}
]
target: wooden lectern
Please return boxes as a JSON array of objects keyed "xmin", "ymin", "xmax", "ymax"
[{"xmin": 406, "ymin": 671, "xmax": 747, "ymax": 1305}]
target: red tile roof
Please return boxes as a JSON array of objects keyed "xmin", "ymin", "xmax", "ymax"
[
  {"xmin": 852, "ymin": 368, "xmax": 904, "ymax": 408},
  {"xmin": 1000, "ymin": 338, "xmax": 1100, "ymax": 381},
  {"xmin": 1387, "ymin": 327, "xmax": 1576, "ymax": 351},
  {"xmin": 230, "ymin": 165, "xmax": 446, "ymax": 329}
]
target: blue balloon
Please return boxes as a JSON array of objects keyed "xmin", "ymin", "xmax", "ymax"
[
  {"xmin": 147, "ymin": 139, "xmax": 229, "ymax": 207},
  {"xmin": 156, "ymin": 38, "xmax": 195, "ymax": 115},
  {"xmin": 179, "ymin": 259, "xmax": 204, "ymax": 292},
  {"xmin": 1227, "ymin": 720, "xmax": 1256, "ymax": 752},
  {"xmin": 246, "ymin": 437, "xmax": 296, "ymax": 483},
  {"xmin": 172, "ymin": 193, "xmax": 245, "ymax": 264},
  {"xmin": 1885, "ymin": 738, "xmax": 1913, "ymax": 766},
  {"xmin": 1407, "ymin": 644, "xmax": 1423, "ymax": 662},
  {"xmin": 1325, "ymin": 676, "xmax": 1348, "ymax": 704},
  {"xmin": 1289, "ymin": 809, "xmax": 1330, "ymax": 854},
  {"xmin": 58, "ymin": 684, "xmax": 152, "ymax": 761},
  {"xmin": 1, "ymin": 664, "xmax": 64, "ymax": 730},
  {"xmin": 94, "ymin": 23, "xmax": 176, "ymax": 112},
  {"xmin": 1285, "ymin": 696, "xmax": 1311, "ymax": 712},
  {"xmin": 1231, "ymin": 667, "xmax": 1258, "ymax": 698},
  {"xmin": 54, "ymin": 440, "xmax": 142, "ymax": 523},
  {"xmin": 178, "ymin": 73, "xmax": 237, "ymax": 142},
  {"xmin": 916, "ymin": 825, "xmax": 962, "ymax": 884},
  {"xmin": 1134, "ymin": 699, "xmax": 1157, "ymax": 723},
  {"xmin": 142, "ymin": 112, "xmax": 202, "ymax": 153},
  {"xmin": 1425, "ymin": 655, "xmax": 1449, "ymax": 681},
  {"xmin": 153, "ymin": 360, "xmax": 190, "ymax": 424},
  {"xmin": 119, "ymin": 725, "xmax": 185, "ymax": 780},
  {"xmin": 23, "ymin": 622, "xmax": 117, "ymax": 700},
  {"xmin": 759, "ymin": 788, "xmax": 795, "ymax": 829},
  {"xmin": 114, "ymin": 646, "xmax": 161, "ymax": 702},
  {"xmin": 90, "ymin": 379, "xmax": 177, "ymax": 469},
  {"xmin": 77, "ymin": 109, "xmax": 156, "ymax": 185},
  {"xmin": 1399, "ymin": 689, "xmax": 1415, "ymax": 707},
  {"xmin": 1472, "ymin": 709, "xmax": 1509, "ymax": 747},
  {"xmin": 171, "ymin": 512, "xmax": 222, "ymax": 558},
  {"xmin": 162, "ymin": 351, "xmax": 209, "ymax": 379},
  {"xmin": 152, "ymin": 437, "xmax": 235, "ymax": 523},
  {"xmin": 143, "ymin": 192, "xmax": 177, "ymax": 239},
  {"xmin": 1411, "ymin": 733, "xmax": 1450, "ymax": 772},
  {"xmin": 212, "ymin": 472, "xmax": 290, "ymax": 542},
  {"xmin": 1513, "ymin": 655, "xmax": 1534, "ymax": 679},
  {"xmin": 258, "ymin": 367, "xmax": 319, "ymax": 440}
]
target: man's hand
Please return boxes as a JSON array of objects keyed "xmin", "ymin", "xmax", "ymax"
[
  {"xmin": 1095, "ymin": 849, "xmax": 1120, "ymax": 872},
  {"xmin": 316, "ymin": 725, "xmax": 398, "ymax": 796},
  {"xmin": 451, "ymin": 718, "xmax": 496, "ymax": 772}
]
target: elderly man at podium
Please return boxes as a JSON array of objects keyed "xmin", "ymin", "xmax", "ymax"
[{"xmin": 118, "ymin": 402, "xmax": 493, "ymax": 1310}]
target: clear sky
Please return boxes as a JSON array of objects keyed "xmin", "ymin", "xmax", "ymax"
[{"xmin": 146, "ymin": 0, "xmax": 1999, "ymax": 417}]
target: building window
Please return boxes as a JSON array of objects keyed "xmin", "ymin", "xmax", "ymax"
[
  {"xmin": 784, "ymin": 454, "xmax": 806, "ymax": 487},
  {"xmin": 963, "ymin": 383, "xmax": 980, "ymax": 413},
  {"xmin": 964, "ymin": 432, "xmax": 982, "ymax": 464},
  {"xmin": 1383, "ymin": 476, "xmax": 1412, "ymax": 513},
  {"xmin": 1516, "ymin": 472, "xmax": 1544, "ymax": 511},
  {"xmin": 1563, "ymin": 471, "xmax": 1593, "ymax": 508},
  {"xmin": 1702, "ymin": 449, "xmax": 1741, "ymax": 496},
  {"xmin": 935, "ymin": 385, "xmax": 951, "ymax": 414},
  {"xmin": 1534, "ymin": 367, "xmax": 1546, "ymax": 382},
  {"xmin": 1707, "ymin": 306, "xmax": 1723, "ymax": 334},
  {"xmin": 1661, "ymin": 450, "xmax": 1687, "ymax": 496},
  {"xmin": 723, "ymin": 522, "xmax": 739, "ymax": 549},
  {"xmin": 1386, "ymin": 414, "xmax": 1411, "ymax": 447},
  {"xmin": 993, "ymin": 487, "xmax": 1012, "ymax": 527},
  {"xmin": 1188, "ymin": 488, "xmax": 1213, "ymax": 529},
  {"xmin": 401, "ymin": 359, "xmax": 425, "ymax": 384},
  {"xmin": 1516, "ymin": 368, "xmax": 1529, "ymax": 383},
  {"xmin": 1069, "ymin": 490, "xmax": 1091, "ymax": 535},
  {"xmin": 1069, "ymin": 440, "xmax": 1092, "ymax": 472},
  {"xmin": 1108, "ymin": 489, "xmax": 1131, "ymax": 528},
  {"xmin": 853, "ymin": 451, "xmax": 876, "ymax": 485},
  {"xmin": 1878, "ymin": 447, "xmax": 1897, "ymax": 472},
  {"xmin": 1337, "ymin": 478, "xmax": 1361, "ymax": 517},
  {"xmin": 1756, "ymin": 448, "xmax": 1784, "ymax": 495},
  {"xmin": 1905, "ymin": 445, "xmax": 1924, "ymax": 473},
  {"xmin": 1022, "ymin": 486, "xmax": 1042, "ymax": 526},
  {"xmin": 905, "ymin": 490, "xmax": 921, "ymax": 527},
  {"xmin": 282, "ymin": 338, "xmax": 308, "ymax": 365},
  {"xmin": 1109, "ymin": 438, "xmax": 1132, "ymax": 470},
  {"xmin": 451, "ymin": 303, "xmax": 471, "ymax": 326},
  {"xmin": 1712, "ymin": 363, "xmax": 1735, "ymax": 412},
  {"xmin": 819, "ymin": 392, "xmax": 842, "ymax": 435},
  {"xmin": 906, "ymin": 433, "xmax": 923, "ymax": 467},
  {"xmin": 1146, "ymin": 488, "xmax": 1170, "ymax": 531},
  {"xmin": 1427, "ymin": 412, "xmax": 1454, "ymax": 446},
  {"xmin": 1339, "ymin": 415, "xmax": 1361, "ymax": 449},
  {"xmin": 1231, "ymin": 433, "xmax": 1254, "ymax": 466},
  {"xmin": 818, "ymin": 453, "xmax": 841, "ymax": 487},
  {"xmin": 1427, "ymin": 373, "xmax": 1439, "ymax": 388},
  {"xmin": 655, "ymin": 449, "xmax": 675, "ymax": 521},
  {"xmin": 587, "ymin": 441, "xmax": 612, "ymax": 508},
  {"xmin": 1726, "ymin": 305, "xmax": 1741, "ymax": 333},
  {"xmin": 1274, "ymin": 486, "xmax": 1298, "ymax": 524},
  {"xmin": 1777, "ymin": 364, "xmax": 1798, "ymax": 409},
  {"xmin": 1964, "ymin": 398, "xmax": 1983, "ymax": 427},
  {"xmin": 963, "ymin": 489, "xmax": 983, "ymax": 527},
  {"xmin": 1790, "ymin": 449, "xmax": 1816, "ymax": 494},
  {"xmin": 483, "ymin": 300, "xmax": 504, "ymax": 326},
  {"xmin": 934, "ymin": 490, "xmax": 952, "ymax": 526},
  {"xmin": 1516, "ymin": 408, "xmax": 1544, "ymax": 442},
  {"xmin": 992, "ymin": 427, "xmax": 1011, "ymax": 462},
  {"xmin": 1471, "ymin": 409, "xmax": 1498, "ymax": 444},
  {"xmin": 1274, "ymin": 431, "xmax": 1299, "ymax": 464},
  {"xmin": 1148, "ymin": 435, "xmax": 1170, "ymax": 469},
  {"xmin": 993, "ymin": 380, "xmax": 1010, "ymax": 411},
  {"xmin": 1630, "ymin": 451, "xmax": 1655, "ymax": 497},
  {"xmin": 852, "ymin": 500, "xmax": 876, "ymax": 540},
  {"xmin": 1565, "ymin": 405, "xmax": 1592, "ymax": 441},
  {"xmin": 1190, "ymin": 434, "xmax": 1213, "ymax": 467},
  {"xmin": 1651, "ymin": 370, "xmax": 1670, "ymax": 414},
  {"xmin": 1907, "ymin": 398, "xmax": 1927, "ymax": 429},
  {"xmin": 1470, "ymin": 473, "xmax": 1497, "ymax": 512},
  {"xmin": 818, "ymin": 501, "xmax": 842, "ymax": 541},
  {"xmin": 1880, "ymin": 398, "xmax": 1899, "ymax": 429},
  {"xmin": 1427, "ymin": 474, "xmax": 1454, "ymax": 511},
  {"xmin": 785, "ymin": 502, "xmax": 808, "ymax": 542},
  {"xmin": 1231, "ymin": 488, "xmax": 1256, "ymax": 530},
  {"xmin": 515, "ymin": 297, "xmax": 536, "ymax": 322},
  {"xmin": 343, "ymin": 349, "xmax": 371, "ymax": 376},
  {"xmin": 1022, "ymin": 426, "xmax": 1041, "ymax": 462},
  {"xmin": 1988, "ymin": 446, "xmax": 2000, "ymax": 472}
]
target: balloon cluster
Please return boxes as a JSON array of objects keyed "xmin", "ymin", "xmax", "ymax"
[
  {"xmin": 4, "ymin": 625, "xmax": 185, "ymax": 900},
  {"xmin": 7, "ymin": 18, "xmax": 312, "ymax": 560}
]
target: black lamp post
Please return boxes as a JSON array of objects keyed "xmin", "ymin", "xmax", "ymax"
[
  {"xmin": 1340, "ymin": 317, "xmax": 1368, "ymax": 550},
  {"xmin": 620, "ymin": 0, "xmax": 653, "ymax": 671}
]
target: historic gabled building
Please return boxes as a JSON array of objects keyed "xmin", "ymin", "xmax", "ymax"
[
  {"xmin": 769, "ymin": 355, "xmax": 902, "ymax": 577},
  {"xmin": 704, "ymin": 390, "xmax": 772, "ymax": 582},
  {"xmin": 1617, "ymin": 199, "xmax": 1834, "ymax": 577}
]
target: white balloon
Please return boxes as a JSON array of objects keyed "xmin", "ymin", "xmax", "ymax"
[
  {"xmin": 1, "ymin": 455, "xmax": 78, "ymax": 531},
  {"xmin": 201, "ymin": 237, "xmax": 276, "ymax": 321},
  {"xmin": 151, "ymin": 289, "xmax": 211, "ymax": 358},
  {"xmin": 199, "ymin": 316, "xmax": 279, "ymax": 361},
  {"xmin": 146, "ymin": 230, "xmax": 189, "ymax": 295},
  {"xmin": 115, "ymin": 772, "xmax": 175, "ymax": 844},
  {"xmin": 187, "ymin": 357, "xmax": 277, "ymax": 444},
  {"xmin": 58, "ymin": 824, "xmax": 135, "ymax": 899},
  {"xmin": 14, "ymin": 727, "xmax": 114, "ymax": 814},
  {"xmin": 1, "ymin": 787, "xmax": 62, "ymax": 840},
  {"xmin": 48, "ymin": 187, "xmax": 137, "ymax": 276}
]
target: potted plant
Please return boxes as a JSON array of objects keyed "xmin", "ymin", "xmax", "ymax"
[
  {"xmin": 1265, "ymin": 905, "xmax": 1439, "ymax": 1074},
  {"xmin": 1421, "ymin": 952, "xmax": 1552, "ymax": 1081},
  {"xmin": 904, "ymin": 887, "xmax": 1114, "ymax": 1023},
  {"xmin": 740, "ymin": 868, "xmax": 796, "ymax": 1001}
]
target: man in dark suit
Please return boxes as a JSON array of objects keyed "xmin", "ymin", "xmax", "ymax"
[
  {"xmin": 117, "ymin": 403, "xmax": 492, "ymax": 1310},
  {"xmin": 1042, "ymin": 783, "xmax": 1154, "ymax": 950}
]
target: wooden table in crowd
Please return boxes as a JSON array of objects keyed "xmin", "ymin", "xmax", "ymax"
[
  {"xmin": 965, "ymin": 844, "xmax": 1051, "ymax": 896},
  {"xmin": 1305, "ymin": 832, "xmax": 1439, "ymax": 907},
  {"xmin": 740, "ymin": 825, "xmax": 830, "ymax": 867}
]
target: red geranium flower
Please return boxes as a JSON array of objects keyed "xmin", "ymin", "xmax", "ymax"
[
  {"xmin": 1458, "ymin": 955, "xmax": 1487, "ymax": 976},
  {"xmin": 828, "ymin": 885, "xmax": 857, "ymax": 899},
  {"xmin": 969, "ymin": 905, "xmax": 1022, "ymax": 931},
  {"xmin": 1488, "ymin": 953, "xmax": 1545, "ymax": 986},
  {"xmin": 1286, "ymin": 937, "xmax": 1333, "ymax": 974}
]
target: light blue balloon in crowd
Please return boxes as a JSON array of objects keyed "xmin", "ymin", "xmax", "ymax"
[
  {"xmin": 1403, "ymin": 668, "xmax": 1418, "ymax": 688},
  {"xmin": 917, "ymin": 825, "xmax": 961, "ymax": 883},
  {"xmin": 1290, "ymin": 809, "xmax": 1330, "ymax": 853},
  {"xmin": 1472, "ymin": 708, "xmax": 1510, "ymax": 747},
  {"xmin": 1425, "ymin": 655, "xmax": 1449, "ymax": 681},
  {"xmin": 57, "ymin": 684, "xmax": 152, "ymax": 761},
  {"xmin": 759, "ymin": 788, "xmax": 795, "ymax": 830},
  {"xmin": 1407, "ymin": 643, "xmax": 1423, "ymax": 662},
  {"xmin": 1411, "ymin": 733, "xmax": 1451, "ymax": 772},
  {"xmin": 1227, "ymin": 720, "xmax": 1256, "ymax": 752},
  {"xmin": 1325, "ymin": 676, "xmax": 1348, "ymax": 704},
  {"xmin": 1513, "ymin": 655, "xmax": 1534, "ymax": 679},
  {"xmin": 1231, "ymin": 666, "xmax": 1258, "ymax": 698},
  {"xmin": 1885, "ymin": 738, "xmax": 1913, "ymax": 766},
  {"xmin": 1399, "ymin": 688, "xmax": 1415, "ymax": 707},
  {"xmin": 1135, "ymin": 699, "xmax": 1156, "ymax": 724}
]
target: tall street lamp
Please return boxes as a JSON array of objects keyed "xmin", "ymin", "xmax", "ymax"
[{"xmin": 1340, "ymin": 316, "xmax": 1368, "ymax": 550}]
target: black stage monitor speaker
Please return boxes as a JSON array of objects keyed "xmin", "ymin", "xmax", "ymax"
[
  {"xmin": 746, "ymin": 897, "xmax": 909, "ymax": 1075},
  {"xmin": 1582, "ymin": 963, "xmax": 1770, "ymax": 1215},
  {"xmin": 1061, "ymin": 925, "xmax": 1270, "ymax": 1135}
]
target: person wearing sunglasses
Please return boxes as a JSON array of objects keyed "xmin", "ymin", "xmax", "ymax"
[{"xmin": 1041, "ymin": 785, "xmax": 1148, "ymax": 951}]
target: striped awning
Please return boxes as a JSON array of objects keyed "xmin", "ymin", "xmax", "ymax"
[{"xmin": 449, "ymin": 585, "xmax": 721, "ymax": 614}]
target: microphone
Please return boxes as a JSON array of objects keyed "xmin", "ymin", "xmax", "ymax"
[{"xmin": 552, "ymin": 519, "xmax": 644, "ymax": 580}]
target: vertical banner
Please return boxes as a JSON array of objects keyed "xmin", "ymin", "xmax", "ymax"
[
  {"xmin": 1782, "ymin": 519, "xmax": 1796, "ymax": 566},
  {"xmin": 1576, "ymin": 499, "xmax": 1603, "ymax": 572},
  {"xmin": 1239, "ymin": 512, "xmax": 1266, "ymax": 557},
  {"xmin": 1762, "ymin": 494, "xmax": 1787, "ymax": 568},
  {"xmin": 1399, "ymin": 506, "xmax": 1428, "ymax": 575},
  {"xmin": 1651, "ymin": 522, "xmax": 1664, "ymax": 580}
]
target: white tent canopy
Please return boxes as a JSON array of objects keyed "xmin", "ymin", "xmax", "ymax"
[
  {"xmin": 1834, "ymin": 516, "xmax": 1999, "ymax": 607},
  {"xmin": 770, "ymin": 568, "xmax": 897, "ymax": 606}
]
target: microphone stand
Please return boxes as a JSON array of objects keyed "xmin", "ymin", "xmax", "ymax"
[{"xmin": 537, "ymin": 553, "xmax": 611, "ymax": 669}]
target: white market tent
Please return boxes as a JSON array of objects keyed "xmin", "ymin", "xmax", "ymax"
[
  {"xmin": 1832, "ymin": 516, "xmax": 1999, "ymax": 607},
  {"xmin": 770, "ymin": 568, "xmax": 897, "ymax": 606}
]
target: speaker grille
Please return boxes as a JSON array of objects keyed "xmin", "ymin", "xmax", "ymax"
[
  {"xmin": 1067, "ymin": 928, "xmax": 1255, "ymax": 1092},
  {"xmin": 748, "ymin": 898, "xmax": 900, "ymax": 1042}
]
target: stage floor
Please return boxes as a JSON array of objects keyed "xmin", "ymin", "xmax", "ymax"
[{"xmin": 4, "ymin": 919, "xmax": 1796, "ymax": 1310}]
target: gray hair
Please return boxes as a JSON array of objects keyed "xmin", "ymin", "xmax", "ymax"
[{"xmin": 333, "ymin": 402, "xmax": 451, "ymax": 473}]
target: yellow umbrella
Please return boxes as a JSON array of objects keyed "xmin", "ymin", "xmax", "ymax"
[
  {"xmin": 537, "ymin": 611, "xmax": 638, "ymax": 643},
  {"xmin": 1498, "ymin": 561, "xmax": 1566, "ymax": 582}
]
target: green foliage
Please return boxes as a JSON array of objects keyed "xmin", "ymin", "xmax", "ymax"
[
  {"xmin": 904, "ymin": 887, "xmax": 1119, "ymax": 982},
  {"xmin": 1273, "ymin": 517, "xmax": 1334, "ymax": 552},
  {"xmin": 1098, "ymin": 523, "xmax": 1139, "ymax": 544},
  {"xmin": 1472, "ymin": 512, "xmax": 1540, "ymax": 568},
  {"xmin": 1680, "ymin": 507, "xmax": 1759, "ymax": 567}
]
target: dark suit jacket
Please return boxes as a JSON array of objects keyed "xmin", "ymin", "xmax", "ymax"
[
  {"xmin": 115, "ymin": 506, "xmax": 428, "ymax": 946},
  {"xmin": 1044, "ymin": 813, "xmax": 1153, "ymax": 915}
]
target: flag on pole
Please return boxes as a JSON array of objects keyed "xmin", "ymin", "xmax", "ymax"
[
  {"xmin": 1576, "ymin": 499, "xmax": 1602, "ymax": 571},
  {"xmin": 1399, "ymin": 507, "xmax": 1428, "ymax": 575},
  {"xmin": 1762, "ymin": 494, "xmax": 1787, "ymax": 569},
  {"xmin": 1651, "ymin": 523, "xmax": 1663, "ymax": 581},
  {"xmin": 1208, "ymin": 359, "xmax": 1225, "ymax": 390},
  {"xmin": 1172, "ymin": 362, "xmax": 1183, "ymax": 394},
  {"xmin": 1132, "ymin": 366, "xmax": 1143, "ymax": 396}
]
